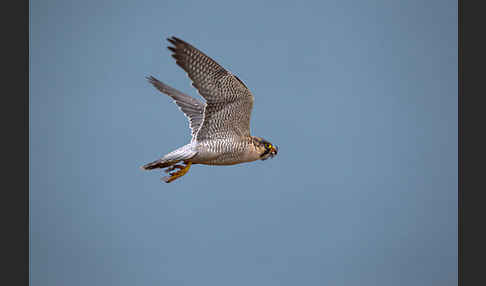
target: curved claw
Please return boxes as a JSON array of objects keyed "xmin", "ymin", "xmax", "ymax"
[
  {"xmin": 164, "ymin": 164, "xmax": 185, "ymax": 174},
  {"xmin": 162, "ymin": 162, "xmax": 192, "ymax": 183}
]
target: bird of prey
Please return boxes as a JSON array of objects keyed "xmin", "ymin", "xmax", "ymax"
[{"xmin": 141, "ymin": 37, "xmax": 278, "ymax": 183}]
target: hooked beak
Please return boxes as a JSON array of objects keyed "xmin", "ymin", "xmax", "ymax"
[
  {"xmin": 271, "ymin": 146, "xmax": 278, "ymax": 156},
  {"xmin": 260, "ymin": 144, "xmax": 279, "ymax": 161},
  {"xmin": 269, "ymin": 145, "xmax": 278, "ymax": 159}
]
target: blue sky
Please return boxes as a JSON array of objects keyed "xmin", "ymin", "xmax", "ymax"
[{"xmin": 30, "ymin": 0, "xmax": 457, "ymax": 285}]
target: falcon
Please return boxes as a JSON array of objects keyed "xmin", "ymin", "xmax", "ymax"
[{"xmin": 141, "ymin": 37, "xmax": 278, "ymax": 183}]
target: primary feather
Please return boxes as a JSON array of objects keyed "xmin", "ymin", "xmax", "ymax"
[{"xmin": 146, "ymin": 75, "xmax": 205, "ymax": 139}]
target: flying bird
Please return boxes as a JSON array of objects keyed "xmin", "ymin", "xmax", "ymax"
[{"xmin": 141, "ymin": 37, "xmax": 278, "ymax": 183}]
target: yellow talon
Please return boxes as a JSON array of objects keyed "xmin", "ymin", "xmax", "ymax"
[{"xmin": 163, "ymin": 162, "xmax": 192, "ymax": 183}]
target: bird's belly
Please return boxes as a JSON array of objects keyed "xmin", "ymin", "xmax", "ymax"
[
  {"xmin": 192, "ymin": 152, "xmax": 255, "ymax": 166},
  {"xmin": 199, "ymin": 160, "xmax": 244, "ymax": 166},
  {"xmin": 191, "ymin": 149, "xmax": 256, "ymax": 166},
  {"xmin": 191, "ymin": 139, "xmax": 258, "ymax": 165}
]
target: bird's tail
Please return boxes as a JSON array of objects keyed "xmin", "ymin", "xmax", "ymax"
[
  {"xmin": 141, "ymin": 144, "xmax": 197, "ymax": 170},
  {"xmin": 141, "ymin": 159, "xmax": 175, "ymax": 170}
]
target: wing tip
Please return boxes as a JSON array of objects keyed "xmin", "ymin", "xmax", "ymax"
[
  {"xmin": 167, "ymin": 36, "xmax": 185, "ymax": 50},
  {"xmin": 167, "ymin": 36, "xmax": 183, "ymax": 44},
  {"xmin": 145, "ymin": 75, "xmax": 159, "ymax": 85}
]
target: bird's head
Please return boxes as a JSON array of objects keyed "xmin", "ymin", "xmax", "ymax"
[{"xmin": 252, "ymin": 136, "xmax": 278, "ymax": 161}]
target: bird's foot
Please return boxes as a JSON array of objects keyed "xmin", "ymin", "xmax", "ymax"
[
  {"xmin": 162, "ymin": 162, "xmax": 192, "ymax": 183},
  {"xmin": 164, "ymin": 164, "xmax": 186, "ymax": 174}
]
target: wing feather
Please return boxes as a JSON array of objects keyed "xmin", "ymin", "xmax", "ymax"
[
  {"xmin": 146, "ymin": 76, "xmax": 205, "ymax": 139},
  {"xmin": 166, "ymin": 37, "xmax": 254, "ymax": 141}
]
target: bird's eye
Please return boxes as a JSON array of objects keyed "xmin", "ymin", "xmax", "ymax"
[{"xmin": 266, "ymin": 143, "xmax": 272, "ymax": 149}]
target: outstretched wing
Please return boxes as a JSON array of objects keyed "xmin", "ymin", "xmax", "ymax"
[
  {"xmin": 146, "ymin": 76, "xmax": 205, "ymax": 139},
  {"xmin": 167, "ymin": 36, "xmax": 254, "ymax": 141}
]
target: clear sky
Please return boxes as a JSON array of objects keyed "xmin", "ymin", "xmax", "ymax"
[{"xmin": 30, "ymin": 0, "xmax": 457, "ymax": 285}]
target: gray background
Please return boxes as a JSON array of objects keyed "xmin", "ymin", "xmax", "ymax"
[{"xmin": 30, "ymin": 0, "xmax": 457, "ymax": 285}]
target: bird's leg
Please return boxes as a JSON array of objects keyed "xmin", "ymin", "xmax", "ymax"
[
  {"xmin": 162, "ymin": 162, "xmax": 192, "ymax": 183},
  {"xmin": 164, "ymin": 164, "xmax": 185, "ymax": 174}
]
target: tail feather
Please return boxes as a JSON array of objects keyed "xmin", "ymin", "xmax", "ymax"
[
  {"xmin": 141, "ymin": 144, "xmax": 197, "ymax": 171},
  {"xmin": 141, "ymin": 159, "xmax": 175, "ymax": 170}
]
